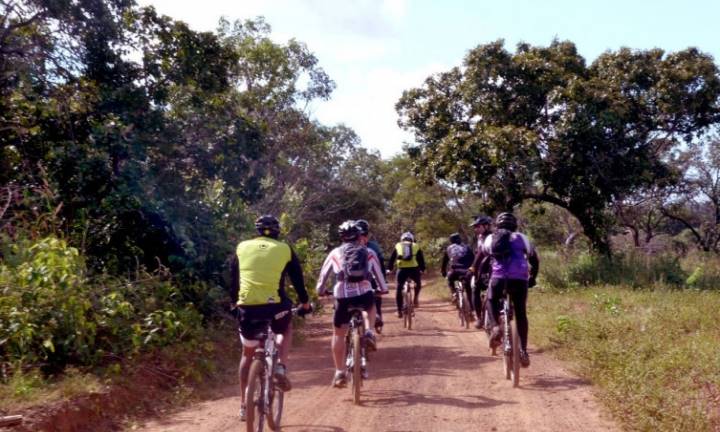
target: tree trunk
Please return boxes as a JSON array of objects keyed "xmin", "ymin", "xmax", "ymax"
[{"xmin": 570, "ymin": 206, "xmax": 611, "ymax": 257}]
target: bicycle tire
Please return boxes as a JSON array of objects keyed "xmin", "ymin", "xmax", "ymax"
[
  {"xmin": 502, "ymin": 314, "xmax": 512, "ymax": 380},
  {"xmin": 266, "ymin": 358, "xmax": 284, "ymax": 431},
  {"xmin": 245, "ymin": 359, "xmax": 265, "ymax": 432},
  {"xmin": 351, "ymin": 328, "xmax": 362, "ymax": 405},
  {"xmin": 461, "ymin": 290, "xmax": 471, "ymax": 329},
  {"xmin": 511, "ymin": 317, "xmax": 520, "ymax": 388},
  {"xmin": 406, "ymin": 285, "xmax": 413, "ymax": 330},
  {"xmin": 456, "ymin": 282, "xmax": 466, "ymax": 327}
]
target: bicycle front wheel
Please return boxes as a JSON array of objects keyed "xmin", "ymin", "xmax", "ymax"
[
  {"xmin": 511, "ymin": 318, "xmax": 520, "ymax": 388},
  {"xmin": 351, "ymin": 329, "xmax": 362, "ymax": 405},
  {"xmin": 245, "ymin": 359, "xmax": 265, "ymax": 432}
]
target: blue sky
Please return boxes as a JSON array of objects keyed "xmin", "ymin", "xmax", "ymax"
[{"xmin": 138, "ymin": 0, "xmax": 720, "ymax": 158}]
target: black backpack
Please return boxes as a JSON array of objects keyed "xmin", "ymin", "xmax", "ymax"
[
  {"xmin": 490, "ymin": 229, "xmax": 513, "ymax": 262},
  {"xmin": 341, "ymin": 243, "xmax": 369, "ymax": 282},
  {"xmin": 447, "ymin": 243, "xmax": 471, "ymax": 268}
]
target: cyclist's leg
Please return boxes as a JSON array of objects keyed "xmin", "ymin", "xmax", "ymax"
[
  {"xmin": 236, "ymin": 307, "xmax": 266, "ymax": 407},
  {"xmin": 486, "ymin": 278, "xmax": 503, "ymax": 329},
  {"xmin": 446, "ymin": 271, "xmax": 456, "ymax": 297},
  {"xmin": 462, "ymin": 271, "xmax": 473, "ymax": 309},
  {"xmin": 411, "ymin": 268, "xmax": 422, "ymax": 303},
  {"xmin": 473, "ymin": 276, "xmax": 483, "ymax": 318},
  {"xmin": 270, "ymin": 300, "xmax": 293, "ymax": 364},
  {"xmin": 396, "ymin": 270, "xmax": 408, "ymax": 315},
  {"xmin": 332, "ymin": 298, "xmax": 351, "ymax": 372},
  {"xmin": 509, "ymin": 279, "xmax": 529, "ymax": 351}
]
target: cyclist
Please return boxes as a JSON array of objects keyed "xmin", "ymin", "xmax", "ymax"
[
  {"xmin": 482, "ymin": 212, "xmax": 539, "ymax": 368},
  {"xmin": 441, "ymin": 233, "xmax": 475, "ymax": 309},
  {"xmin": 387, "ymin": 232, "xmax": 426, "ymax": 316},
  {"xmin": 230, "ymin": 215, "xmax": 311, "ymax": 421},
  {"xmin": 355, "ymin": 219, "xmax": 387, "ymax": 334},
  {"xmin": 316, "ymin": 220, "xmax": 389, "ymax": 387},
  {"xmin": 469, "ymin": 215, "xmax": 493, "ymax": 329}
]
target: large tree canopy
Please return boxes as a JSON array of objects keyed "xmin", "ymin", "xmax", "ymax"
[{"xmin": 396, "ymin": 40, "xmax": 720, "ymax": 254}]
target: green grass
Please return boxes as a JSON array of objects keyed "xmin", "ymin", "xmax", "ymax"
[{"xmin": 529, "ymin": 286, "xmax": 720, "ymax": 431}]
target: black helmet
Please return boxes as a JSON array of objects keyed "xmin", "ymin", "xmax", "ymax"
[
  {"xmin": 338, "ymin": 220, "xmax": 360, "ymax": 241},
  {"xmin": 255, "ymin": 214, "xmax": 280, "ymax": 237},
  {"xmin": 449, "ymin": 233, "xmax": 462, "ymax": 244},
  {"xmin": 495, "ymin": 212, "xmax": 518, "ymax": 231},
  {"xmin": 470, "ymin": 215, "xmax": 493, "ymax": 227},
  {"xmin": 355, "ymin": 219, "xmax": 370, "ymax": 236}
]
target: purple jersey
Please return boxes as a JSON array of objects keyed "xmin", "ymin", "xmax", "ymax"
[{"xmin": 482, "ymin": 232, "xmax": 535, "ymax": 280}]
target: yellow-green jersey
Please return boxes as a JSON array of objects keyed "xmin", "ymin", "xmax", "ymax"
[
  {"xmin": 388, "ymin": 241, "xmax": 426, "ymax": 271},
  {"xmin": 231, "ymin": 236, "xmax": 309, "ymax": 306}
]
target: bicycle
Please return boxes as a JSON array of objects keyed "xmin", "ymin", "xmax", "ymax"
[
  {"xmin": 453, "ymin": 278, "xmax": 473, "ymax": 329},
  {"xmin": 401, "ymin": 279, "xmax": 415, "ymax": 330},
  {"xmin": 499, "ymin": 290, "xmax": 520, "ymax": 388},
  {"xmin": 345, "ymin": 305, "xmax": 369, "ymax": 405},
  {"xmin": 245, "ymin": 307, "xmax": 308, "ymax": 432}
]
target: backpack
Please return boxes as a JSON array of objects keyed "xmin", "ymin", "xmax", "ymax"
[
  {"xmin": 490, "ymin": 229, "xmax": 513, "ymax": 262},
  {"xmin": 447, "ymin": 243, "xmax": 471, "ymax": 268},
  {"xmin": 400, "ymin": 242, "xmax": 413, "ymax": 261},
  {"xmin": 341, "ymin": 243, "xmax": 369, "ymax": 283}
]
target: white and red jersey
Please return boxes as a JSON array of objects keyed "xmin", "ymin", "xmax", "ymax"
[{"xmin": 316, "ymin": 244, "xmax": 389, "ymax": 299}]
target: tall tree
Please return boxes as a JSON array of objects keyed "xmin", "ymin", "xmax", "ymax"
[{"xmin": 397, "ymin": 40, "xmax": 720, "ymax": 255}]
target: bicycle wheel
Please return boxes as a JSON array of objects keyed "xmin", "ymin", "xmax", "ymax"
[
  {"xmin": 510, "ymin": 317, "xmax": 521, "ymax": 387},
  {"xmin": 266, "ymin": 360, "xmax": 284, "ymax": 431},
  {"xmin": 351, "ymin": 328, "xmax": 362, "ymax": 405},
  {"xmin": 405, "ymin": 286, "xmax": 413, "ymax": 330},
  {"xmin": 461, "ymin": 290, "xmax": 471, "ymax": 329},
  {"xmin": 502, "ymin": 315, "xmax": 512, "ymax": 380},
  {"xmin": 456, "ymin": 284, "xmax": 466, "ymax": 327},
  {"xmin": 245, "ymin": 359, "xmax": 265, "ymax": 432}
]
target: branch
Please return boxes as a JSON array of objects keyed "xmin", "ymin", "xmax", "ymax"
[
  {"xmin": 522, "ymin": 192, "xmax": 569, "ymax": 209},
  {"xmin": 660, "ymin": 207, "xmax": 704, "ymax": 246}
]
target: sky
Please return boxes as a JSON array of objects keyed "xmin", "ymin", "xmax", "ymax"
[{"xmin": 137, "ymin": 0, "xmax": 720, "ymax": 159}]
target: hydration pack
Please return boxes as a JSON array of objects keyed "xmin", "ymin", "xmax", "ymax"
[
  {"xmin": 490, "ymin": 229, "xmax": 513, "ymax": 262},
  {"xmin": 341, "ymin": 243, "xmax": 369, "ymax": 282},
  {"xmin": 447, "ymin": 243, "xmax": 472, "ymax": 268},
  {"xmin": 400, "ymin": 242, "xmax": 413, "ymax": 261}
]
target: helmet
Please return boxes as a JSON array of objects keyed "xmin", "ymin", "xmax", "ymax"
[
  {"xmin": 400, "ymin": 232, "xmax": 414, "ymax": 242},
  {"xmin": 449, "ymin": 233, "xmax": 462, "ymax": 244},
  {"xmin": 495, "ymin": 212, "xmax": 518, "ymax": 231},
  {"xmin": 255, "ymin": 214, "xmax": 280, "ymax": 237},
  {"xmin": 355, "ymin": 219, "xmax": 370, "ymax": 236},
  {"xmin": 470, "ymin": 215, "xmax": 493, "ymax": 227},
  {"xmin": 338, "ymin": 220, "xmax": 360, "ymax": 241}
]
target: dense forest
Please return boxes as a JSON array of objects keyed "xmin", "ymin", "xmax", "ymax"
[{"xmin": 2, "ymin": 0, "xmax": 720, "ymax": 376}]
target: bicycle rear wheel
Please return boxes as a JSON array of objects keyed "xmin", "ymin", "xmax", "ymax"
[
  {"xmin": 461, "ymin": 290, "xmax": 472, "ymax": 329},
  {"xmin": 405, "ymin": 286, "xmax": 414, "ymax": 330},
  {"xmin": 511, "ymin": 318, "xmax": 520, "ymax": 387},
  {"xmin": 351, "ymin": 328, "xmax": 362, "ymax": 405},
  {"xmin": 245, "ymin": 359, "xmax": 265, "ymax": 432},
  {"xmin": 502, "ymin": 315, "xmax": 512, "ymax": 380},
  {"xmin": 456, "ymin": 283, "xmax": 466, "ymax": 327},
  {"xmin": 266, "ymin": 359, "xmax": 284, "ymax": 431}
]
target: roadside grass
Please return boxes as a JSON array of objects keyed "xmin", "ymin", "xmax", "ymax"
[
  {"xmin": 529, "ymin": 286, "xmax": 720, "ymax": 431},
  {"xmin": 0, "ymin": 367, "xmax": 104, "ymax": 412}
]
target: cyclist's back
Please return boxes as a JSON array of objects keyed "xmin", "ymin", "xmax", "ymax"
[
  {"xmin": 388, "ymin": 232, "xmax": 425, "ymax": 315},
  {"xmin": 441, "ymin": 233, "xmax": 474, "ymax": 304}
]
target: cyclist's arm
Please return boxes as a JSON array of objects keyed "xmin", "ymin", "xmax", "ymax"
[
  {"xmin": 528, "ymin": 246, "xmax": 540, "ymax": 282},
  {"xmin": 368, "ymin": 253, "xmax": 389, "ymax": 293},
  {"xmin": 416, "ymin": 249, "xmax": 426, "ymax": 272},
  {"xmin": 229, "ymin": 254, "xmax": 240, "ymax": 305},
  {"xmin": 315, "ymin": 252, "xmax": 334, "ymax": 295},
  {"xmin": 285, "ymin": 248, "xmax": 310, "ymax": 304},
  {"xmin": 441, "ymin": 252, "xmax": 449, "ymax": 276},
  {"xmin": 387, "ymin": 249, "xmax": 397, "ymax": 272}
]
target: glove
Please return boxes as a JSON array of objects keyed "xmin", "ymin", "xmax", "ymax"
[{"xmin": 528, "ymin": 277, "xmax": 536, "ymax": 288}]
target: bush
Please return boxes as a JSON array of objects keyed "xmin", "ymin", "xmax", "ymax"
[{"xmin": 0, "ymin": 236, "xmax": 204, "ymax": 374}]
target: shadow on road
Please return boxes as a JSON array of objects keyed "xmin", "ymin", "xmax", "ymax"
[{"xmin": 358, "ymin": 388, "xmax": 515, "ymax": 409}]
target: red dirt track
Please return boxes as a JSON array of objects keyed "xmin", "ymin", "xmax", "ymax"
[{"xmin": 136, "ymin": 295, "xmax": 618, "ymax": 432}]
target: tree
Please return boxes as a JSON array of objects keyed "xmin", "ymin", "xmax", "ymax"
[
  {"xmin": 662, "ymin": 134, "xmax": 720, "ymax": 253},
  {"xmin": 397, "ymin": 40, "xmax": 720, "ymax": 255}
]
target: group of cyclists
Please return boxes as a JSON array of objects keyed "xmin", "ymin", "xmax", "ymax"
[{"xmin": 230, "ymin": 212, "xmax": 539, "ymax": 420}]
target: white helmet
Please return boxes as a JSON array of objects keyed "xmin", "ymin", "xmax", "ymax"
[{"xmin": 400, "ymin": 232, "xmax": 414, "ymax": 242}]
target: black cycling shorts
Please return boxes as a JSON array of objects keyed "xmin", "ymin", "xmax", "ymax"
[
  {"xmin": 333, "ymin": 291, "xmax": 374, "ymax": 328},
  {"xmin": 236, "ymin": 299, "xmax": 292, "ymax": 345}
]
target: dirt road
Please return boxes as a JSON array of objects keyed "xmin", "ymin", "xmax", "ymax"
[{"xmin": 135, "ymin": 296, "xmax": 618, "ymax": 432}]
